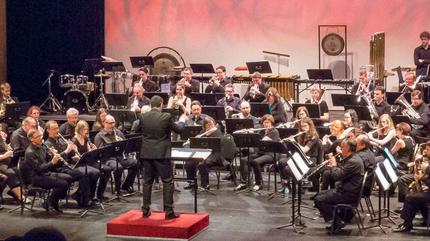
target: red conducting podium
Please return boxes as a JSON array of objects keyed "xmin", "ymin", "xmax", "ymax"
[{"xmin": 107, "ymin": 210, "xmax": 209, "ymax": 240}]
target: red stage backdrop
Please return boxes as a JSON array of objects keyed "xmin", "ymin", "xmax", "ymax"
[{"xmin": 105, "ymin": 0, "xmax": 428, "ymax": 90}]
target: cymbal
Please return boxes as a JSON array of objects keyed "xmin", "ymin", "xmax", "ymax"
[
  {"xmin": 171, "ymin": 66, "xmax": 184, "ymax": 70},
  {"xmin": 391, "ymin": 66, "xmax": 416, "ymax": 72},
  {"xmin": 94, "ymin": 73, "xmax": 111, "ymax": 78}
]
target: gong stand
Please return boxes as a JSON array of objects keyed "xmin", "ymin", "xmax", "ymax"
[{"xmin": 318, "ymin": 25, "xmax": 347, "ymax": 79}]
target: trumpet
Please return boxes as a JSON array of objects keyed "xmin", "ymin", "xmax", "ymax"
[
  {"xmin": 42, "ymin": 142, "xmax": 74, "ymax": 169},
  {"xmin": 183, "ymin": 126, "xmax": 218, "ymax": 147}
]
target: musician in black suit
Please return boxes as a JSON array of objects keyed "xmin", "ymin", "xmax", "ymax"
[
  {"xmin": 243, "ymin": 72, "xmax": 270, "ymax": 103},
  {"xmin": 138, "ymin": 95, "xmax": 184, "ymax": 219},
  {"xmin": 409, "ymin": 90, "xmax": 430, "ymax": 138},
  {"xmin": 10, "ymin": 117, "xmax": 36, "ymax": 158},
  {"xmin": 204, "ymin": 65, "xmax": 232, "ymax": 94},
  {"xmin": 372, "ymin": 86, "xmax": 391, "ymax": 117},
  {"xmin": 22, "ymin": 129, "xmax": 71, "ymax": 212},
  {"xmin": 351, "ymin": 67, "xmax": 375, "ymax": 96},
  {"xmin": 127, "ymin": 85, "xmax": 150, "ymax": 113},
  {"xmin": 59, "ymin": 108, "xmax": 79, "ymax": 138},
  {"xmin": 414, "ymin": 31, "xmax": 430, "ymax": 77},
  {"xmin": 172, "ymin": 67, "xmax": 200, "ymax": 97},
  {"xmin": 314, "ymin": 138, "xmax": 364, "ymax": 234},
  {"xmin": 134, "ymin": 67, "xmax": 159, "ymax": 92},
  {"xmin": 216, "ymin": 84, "xmax": 240, "ymax": 118},
  {"xmin": 185, "ymin": 101, "xmax": 208, "ymax": 127}
]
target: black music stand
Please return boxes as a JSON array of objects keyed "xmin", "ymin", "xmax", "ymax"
[
  {"xmin": 225, "ymin": 118, "xmax": 254, "ymax": 134},
  {"xmin": 201, "ymin": 106, "xmax": 226, "ymax": 121},
  {"xmin": 190, "ymin": 64, "xmax": 215, "ymax": 92},
  {"xmin": 105, "ymin": 140, "xmax": 129, "ymax": 203},
  {"xmin": 391, "ymin": 115, "xmax": 411, "ymax": 125},
  {"xmin": 83, "ymin": 58, "xmax": 103, "ymax": 78},
  {"xmin": 143, "ymin": 92, "xmax": 169, "ymax": 105},
  {"xmin": 246, "ymin": 61, "xmax": 272, "ymax": 74},
  {"xmin": 4, "ymin": 101, "xmax": 30, "ymax": 124},
  {"xmin": 189, "ymin": 137, "xmax": 221, "ymax": 195},
  {"xmin": 316, "ymin": 126, "xmax": 330, "ymax": 137},
  {"xmin": 306, "ymin": 69, "xmax": 334, "ymax": 80},
  {"xmin": 344, "ymin": 105, "xmax": 373, "ymax": 121},
  {"xmin": 122, "ymin": 136, "xmax": 142, "ymax": 197},
  {"xmin": 331, "ymin": 93, "xmax": 366, "ymax": 106},
  {"xmin": 250, "ymin": 103, "xmax": 270, "ymax": 117},
  {"xmin": 130, "ymin": 56, "xmax": 154, "ymax": 68},
  {"xmin": 292, "ymin": 103, "xmax": 321, "ymax": 119},
  {"xmin": 232, "ymin": 133, "xmax": 261, "ymax": 194},
  {"xmin": 180, "ymin": 126, "xmax": 203, "ymax": 140},
  {"xmin": 105, "ymin": 93, "xmax": 128, "ymax": 109},
  {"xmin": 276, "ymin": 127, "xmax": 298, "ymax": 139},
  {"xmin": 190, "ymin": 93, "xmax": 218, "ymax": 106},
  {"xmin": 386, "ymin": 92, "xmax": 411, "ymax": 105},
  {"xmin": 108, "ymin": 109, "xmax": 137, "ymax": 132}
]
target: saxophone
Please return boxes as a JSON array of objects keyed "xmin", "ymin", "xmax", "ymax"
[
  {"xmin": 408, "ymin": 145, "xmax": 427, "ymax": 192},
  {"xmin": 0, "ymin": 96, "xmax": 16, "ymax": 118}
]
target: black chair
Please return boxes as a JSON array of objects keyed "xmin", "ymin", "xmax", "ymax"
[
  {"xmin": 361, "ymin": 171, "xmax": 376, "ymax": 220},
  {"xmin": 330, "ymin": 171, "xmax": 368, "ymax": 235}
]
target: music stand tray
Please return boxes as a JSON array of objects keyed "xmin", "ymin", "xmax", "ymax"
[
  {"xmin": 246, "ymin": 61, "xmax": 272, "ymax": 74},
  {"xmin": 190, "ymin": 93, "xmax": 218, "ymax": 106},
  {"xmin": 201, "ymin": 106, "xmax": 226, "ymax": 120},
  {"xmin": 83, "ymin": 58, "xmax": 103, "ymax": 77},
  {"xmin": 181, "ymin": 126, "xmax": 203, "ymax": 140},
  {"xmin": 292, "ymin": 103, "xmax": 321, "ymax": 119},
  {"xmin": 306, "ymin": 69, "xmax": 333, "ymax": 80},
  {"xmin": 5, "ymin": 101, "xmax": 30, "ymax": 122},
  {"xmin": 105, "ymin": 93, "xmax": 128, "ymax": 107},
  {"xmin": 386, "ymin": 92, "xmax": 411, "ymax": 105},
  {"xmin": 108, "ymin": 110, "xmax": 137, "ymax": 128},
  {"xmin": 225, "ymin": 118, "xmax": 254, "ymax": 134},
  {"xmin": 124, "ymin": 136, "xmax": 142, "ymax": 154},
  {"xmin": 331, "ymin": 94, "xmax": 362, "ymax": 107},
  {"xmin": 143, "ymin": 92, "xmax": 169, "ymax": 105},
  {"xmin": 391, "ymin": 115, "xmax": 411, "ymax": 125},
  {"xmin": 250, "ymin": 103, "xmax": 270, "ymax": 117},
  {"xmin": 102, "ymin": 61, "xmax": 126, "ymax": 72},
  {"xmin": 276, "ymin": 127, "xmax": 298, "ymax": 139},
  {"xmin": 344, "ymin": 105, "xmax": 373, "ymax": 121},
  {"xmin": 130, "ymin": 56, "xmax": 154, "ymax": 68},
  {"xmin": 189, "ymin": 64, "xmax": 215, "ymax": 74},
  {"xmin": 190, "ymin": 137, "xmax": 221, "ymax": 152}
]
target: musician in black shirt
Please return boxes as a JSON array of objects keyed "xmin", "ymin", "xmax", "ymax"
[
  {"xmin": 409, "ymin": 90, "xmax": 430, "ymax": 138},
  {"xmin": 414, "ymin": 31, "xmax": 430, "ymax": 77},
  {"xmin": 216, "ymin": 84, "xmax": 240, "ymax": 118},
  {"xmin": 243, "ymin": 72, "xmax": 270, "ymax": 103},
  {"xmin": 10, "ymin": 117, "xmax": 36, "ymax": 156},
  {"xmin": 204, "ymin": 66, "xmax": 232, "ymax": 94},
  {"xmin": 127, "ymin": 85, "xmax": 150, "ymax": 113},
  {"xmin": 373, "ymin": 86, "xmax": 391, "ymax": 117},
  {"xmin": 305, "ymin": 86, "xmax": 329, "ymax": 123},
  {"xmin": 134, "ymin": 67, "xmax": 158, "ymax": 92},
  {"xmin": 59, "ymin": 108, "xmax": 79, "ymax": 138}
]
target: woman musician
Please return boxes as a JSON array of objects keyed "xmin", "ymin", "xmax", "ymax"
[
  {"xmin": 368, "ymin": 114, "xmax": 396, "ymax": 150},
  {"xmin": 278, "ymin": 117, "xmax": 320, "ymax": 193},
  {"xmin": 262, "ymin": 87, "xmax": 287, "ymax": 125},
  {"xmin": 235, "ymin": 114, "xmax": 280, "ymax": 192},
  {"xmin": 71, "ymin": 120, "xmax": 100, "ymax": 204},
  {"xmin": 167, "ymin": 84, "xmax": 191, "ymax": 117},
  {"xmin": 280, "ymin": 106, "xmax": 309, "ymax": 128},
  {"xmin": 305, "ymin": 86, "xmax": 330, "ymax": 123}
]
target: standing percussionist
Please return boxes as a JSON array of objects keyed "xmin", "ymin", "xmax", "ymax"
[
  {"xmin": 216, "ymin": 84, "xmax": 240, "ymax": 118},
  {"xmin": 314, "ymin": 138, "xmax": 364, "ymax": 234},
  {"xmin": 243, "ymin": 72, "xmax": 270, "ymax": 103},
  {"xmin": 138, "ymin": 95, "xmax": 184, "ymax": 219},
  {"xmin": 414, "ymin": 31, "xmax": 430, "ymax": 77},
  {"xmin": 204, "ymin": 65, "xmax": 232, "ymax": 94}
]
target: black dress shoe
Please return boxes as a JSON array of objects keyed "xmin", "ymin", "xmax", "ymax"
[
  {"xmin": 393, "ymin": 207, "xmax": 402, "ymax": 214},
  {"xmin": 49, "ymin": 198, "xmax": 63, "ymax": 213},
  {"xmin": 165, "ymin": 211, "xmax": 180, "ymax": 220},
  {"xmin": 328, "ymin": 220, "xmax": 346, "ymax": 234},
  {"xmin": 393, "ymin": 224, "xmax": 412, "ymax": 232},
  {"xmin": 121, "ymin": 186, "xmax": 135, "ymax": 194},
  {"xmin": 142, "ymin": 209, "xmax": 151, "ymax": 218}
]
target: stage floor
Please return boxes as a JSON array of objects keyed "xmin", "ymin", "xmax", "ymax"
[{"xmin": 0, "ymin": 174, "xmax": 429, "ymax": 241}]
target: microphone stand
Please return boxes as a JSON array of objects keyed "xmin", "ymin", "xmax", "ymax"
[{"xmin": 40, "ymin": 70, "xmax": 63, "ymax": 112}]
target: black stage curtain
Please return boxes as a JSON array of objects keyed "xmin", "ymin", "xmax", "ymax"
[{"xmin": 7, "ymin": 0, "xmax": 104, "ymax": 104}]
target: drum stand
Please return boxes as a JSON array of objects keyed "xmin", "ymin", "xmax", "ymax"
[
  {"xmin": 92, "ymin": 74, "xmax": 109, "ymax": 110},
  {"xmin": 40, "ymin": 71, "xmax": 63, "ymax": 112}
]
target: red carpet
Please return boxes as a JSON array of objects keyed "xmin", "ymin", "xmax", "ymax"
[{"xmin": 107, "ymin": 210, "xmax": 209, "ymax": 240}]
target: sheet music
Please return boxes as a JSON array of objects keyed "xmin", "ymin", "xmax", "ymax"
[
  {"xmin": 383, "ymin": 158, "xmax": 398, "ymax": 183},
  {"xmin": 292, "ymin": 152, "xmax": 310, "ymax": 175},
  {"xmin": 171, "ymin": 149, "xmax": 192, "ymax": 159},
  {"xmin": 287, "ymin": 158, "xmax": 303, "ymax": 181},
  {"xmin": 192, "ymin": 151, "xmax": 211, "ymax": 160},
  {"xmin": 375, "ymin": 166, "xmax": 390, "ymax": 191},
  {"xmin": 383, "ymin": 147, "xmax": 398, "ymax": 167}
]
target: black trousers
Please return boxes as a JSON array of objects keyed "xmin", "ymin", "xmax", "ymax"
[
  {"xmin": 141, "ymin": 159, "xmax": 174, "ymax": 212},
  {"xmin": 401, "ymin": 191, "xmax": 430, "ymax": 227},
  {"xmin": 32, "ymin": 173, "xmax": 71, "ymax": 202},
  {"xmin": 185, "ymin": 153, "xmax": 224, "ymax": 187},
  {"xmin": 0, "ymin": 164, "xmax": 20, "ymax": 189},
  {"xmin": 250, "ymin": 153, "xmax": 275, "ymax": 186},
  {"xmin": 314, "ymin": 189, "xmax": 357, "ymax": 223},
  {"xmin": 397, "ymin": 173, "xmax": 414, "ymax": 203},
  {"xmin": 94, "ymin": 158, "xmax": 123, "ymax": 197}
]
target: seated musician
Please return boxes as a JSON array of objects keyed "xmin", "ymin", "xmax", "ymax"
[
  {"xmin": 167, "ymin": 84, "xmax": 191, "ymax": 116},
  {"xmin": 368, "ymin": 114, "xmax": 396, "ymax": 150},
  {"xmin": 342, "ymin": 109, "xmax": 360, "ymax": 138},
  {"xmin": 134, "ymin": 67, "xmax": 158, "ymax": 92},
  {"xmin": 27, "ymin": 106, "xmax": 45, "ymax": 133},
  {"xmin": 409, "ymin": 90, "xmax": 430, "ymax": 138},
  {"xmin": 0, "ymin": 83, "xmax": 19, "ymax": 121},
  {"xmin": 204, "ymin": 65, "xmax": 232, "ymax": 94},
  {"xmin": 10, "ymin": 117, "xmax": 36, "ymax": 156},
  {"xmin": 372, "ymin": 86, "xmax": 391, "ymax": 116},
  {"xmin": 0, "ymin": 130, "xmax": 23, "ymax": 203},
  {"xmin": 305, "ymin": 86, "xmax": 329, "ymax": 123},
  {"xmin": 314, "ymin": 138, "xmax": 364, "ymax": 234},
  {"xmin": 262, "ymin": 87, "xmax": 287, "ymax": 125},
  {"xmin": 394, "ymin": 142, "xmax": 430, "ymax": 232},
  {"xmin": 185, "ymin": 101, "xmax": 208, "ymax": 126},
  {"xmin": 243, "ymin": 72, "xmax": 270, "ymax": 103},
  {"xmin": 232, "ymin": 101, "xmax": 259, "ymax": 127},
  {"xmin": 355, "ymin": 135, "xmax": 376, "ymax": 195},
  {"xmin": 45, "ymin": 120, "xmax": 93, "ymax": 207},
  {"xmin": 278, "ymin": 117, "xmax": 320, "ymax": 192},
  {"xmin": 22, "ymin": 129, "xmax": 71, "ymax": 212},
  {"xmin": 281, "ymin": 106, "xmax": 309, "ymax": 128},
  {"xmin": 127, "ymin": 84, "xmax": 150, "ymax": 113},
  {"xmin": 59, "ymin": 108, "xmax": 79, "ymax": 138},
  {"xmin": 71, "ymin": 120, "xmax": 100, "ymax": 204},
  {"xmin": 92, "ymin": 108, "xmax": 107, "ymax": 132},
  {"xmin": 184, "ymin": 116, "xmax": 229, "ymax": 190},
  {"xmin": 216, "ymin": 84, "xmax": 240, "ymax": 118},
  {"xmin": 351, "ymin": 67, "xmax": 375, "ymax": 96},
  {"xmin": 94, "ymin": 115, "xmax": 138, "ymax": 199},
  {"xmin": 400, "ymin": 72, "xmax": 423, "ymax": 93},
  {"xmin": 321, "ymin": 120, "xmax": 345, "ymax": 190},
  {"xmin": 172, "ymin": 67, "xmax": 200, "ymax": 97}
]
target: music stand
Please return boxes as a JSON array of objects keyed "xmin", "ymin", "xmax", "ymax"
[
  {"xmin": 105, "ymin": 140, "xmax": 129, "ymax": 203},
  {"xmin": 331, "ymin": 94, "xmax": 365, "ymax": 106},
  {"xmin": 130, "ymin": 56, "xmax": 154, "ymax": 68},
  {"xmin": 306, "ymin": 69, "xmax": 334, "ymax": 80},
  {"xmin": 105, "ymin": 93, "xmax": 128, "ymax": 108},
  {"xmin": 386, "ymin": 92, "xmax": 411, "ymax": 105},
  {"xmin": 250, "ymin": 103, "xmax": 270, "ymax": 118},
  {"xmin": 180, "ymin": 126, "xmax": 203, "ymax": 140},
  {"xmin": 225, "ymin": 118, "xmax": 254, "ymax": 134},
  {"xmin": 108, "ymin": 109, "xmax": 137, "ymax": 132},
  {"xmin": 201, "ymin": 106, "xmax": 226, "ymax": 121},
  {"xmin": 4, "ymin": 101, "xmax": 30, "ymax": 124},
  {"xmin": 123, "ymin": 136, "xmax": 142, "ymax": 197},
  {"xmin": 276, "ymin": 127, "xmax": 298, "ymax": 139},
  {"xmin": 292, "ymin": 103, "xmax": 321, "ymax": 119},
  {"xmin": 391, "ymin": 115, "xmax": 411, "ymax": 125},
  {"xmin": 143, "ymin": 92, "xmax": 169, "ymax": 105},
  {"xmin": 316, "ymin": 126, "xmax": 330, "ymax": 137},
  {"xmin": 344, "ymin": 105, "xmax": 373, "ymax": 121},
  {"xmin": 246, "ymin": 61, "xmax": 272, "ymax": 74},
  {"xmin": 190, "ymin": 93, "xmax": 218, "ymax": 106},
  {"xmin": 190, "ymin": 64, "xmax": 215, "ymax": 91},
  {"xmin": 83, "ymin": 58, "xmax": 103, "ymax": 78}
]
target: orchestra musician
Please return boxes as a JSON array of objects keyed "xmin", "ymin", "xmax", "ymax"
[
  {"xmin": 94, "ymin": 115, "xmax": 138, "ymax": 199},
  {"xmin": 351, "ymin": 67, "xmax": 375, "ymax": 96},
  {"xmin": 134, "ymin": 67, "xmax": 158, "ymax": 92},
  {"xmin": 59, "ymin": 108, "xmax": 79, "ymax": 138},
  {"xmin": 22, "ymin": 129, "xmax": 71, "ymax": 212},
  {"xmin": 414, "ymin": 31, "xmax": 430, "ymax": 77},
  {"xmin": 185, "ymin": 101, "xmax": 208, "ymax": 127},
  {"xmin": 243, "ymin": 72, "xmax": 270, "ymax": 103},
  {"xmin": 355, "ymin": 134, "xmax": 376, "ymax": 195},
  {"xmin": 282, "ymin": 106, "xmax": 309, "ymax": 128},
  {"xmin": 401, "ymin": 72, "xmax": 422, "ymax": 93},
  {"xmin": 127, "ymin": 84, "xmax": 150, "ymax": 113},
  {"xmin": 26, "ymin": 106, "xmax": 45, "ymax": 133},
  {"xmin": 314, "ymin": 138, "xmax": 364, "ymax": 234},
  {"xmin": 321, "ymin": 120, "xmax": 345, "ymax": 190},
  {"xmin": 204, "ymin": 65, "xmax": 232, "ymax": 94},
  {"xmin": 305, "ymin": 86, "xmax": 329, "ymax": 122},
  {"xmin": 167, "ymin": 84, "xmax": 191, "ymax": 117},
  {"xmin": 372, "ymin": 86, "xmax": 391, "ymax": 116},
  {"xmin": 71, "ymin": 120, "xmax": 100, "ymax": 204},
  {"xmin": 92, "ymin": 108, "xmax": 107, "ymax": 132},
  {"xmin": 262, "ymin": 87, "xmax": 287, "ymax": 125},
  {"xmin": 137, "ymin": 95, "xmax": 185, "ymax": 219},
  {"xmin": 409, "ymin": 90, "xmax": 430, "ymax": 138},
  {"xmin": 0, "ymin": 83, "xmax": 18, "ymax": 120},
  {"xmin": 232, "ymin": 101, "xmax": 259, "ymax": 127},
  {"xmin": 368, "ymin": 114, "xmax": 397, "ymax": 150},
  {"xmin": 10, "ymin": 117, "xmax": 36, "ymax": 155},
  {"xmin": 172, "ymin": 67, "xmax": 200, "ymax": 97},
  {"xmin": 342, "ymin": 109, "xmax": 360, "ymax": 138},
  {"xmin": 216, "ymin": 84, "xmax": 240, "ymax": 118}
]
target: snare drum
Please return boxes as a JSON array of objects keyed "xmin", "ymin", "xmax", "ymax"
[
  {"xmin": 63, "ymin": 89, "xmax": 90, "ymax": 113},
  {"xmin": 75, "ymin": 75, "xmax": 88, "ymax": 85},
  {"xmin": 60, "ymin": 74, "xmax": 75, "ymax": 88}
]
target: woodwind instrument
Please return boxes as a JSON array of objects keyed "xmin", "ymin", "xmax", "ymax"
[
  {"xmin": 57, "ymin": 132, "xmax": 82, "ymax": 159},
  {"xmin": 42, "ymin": 142, "xmax": 74, "ymax": 169},
  {"xmin": 183, "ymin": 126, "xmax": 217, "ymax": 147},
  {"xmin": 408, "ymin": 143, "xmax": 426, "ymax": 192}
]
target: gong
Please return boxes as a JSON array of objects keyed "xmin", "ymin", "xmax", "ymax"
[{"xmin": 321, "ymin": 33, "xmax": 345, "ymax": 56}]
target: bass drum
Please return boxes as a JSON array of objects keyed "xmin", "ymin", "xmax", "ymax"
[{"xmin": 63, "ymin": 90, "xmax": 90, "ymax": 113}]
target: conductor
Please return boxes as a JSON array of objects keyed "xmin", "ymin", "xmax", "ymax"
[{"xmin": 138, "ymin": 95, "xmax": 184, "ymax": 219}]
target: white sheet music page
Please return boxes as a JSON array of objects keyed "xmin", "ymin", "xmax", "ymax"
[{"xmin": 171, "ymin": 149, "xmax": 192, "ymax": 159}]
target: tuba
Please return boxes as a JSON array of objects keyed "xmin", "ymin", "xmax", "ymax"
[{"xmin": 394, "ymin": 93, "xmax": 421, "ymax": 120}]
